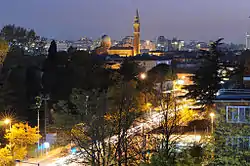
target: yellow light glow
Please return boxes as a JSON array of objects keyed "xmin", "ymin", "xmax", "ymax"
[
  {"xmin": 146, "ymin": 102, "xmax": 152, "ymax": 107},
  {"xmin": 140, "ymin": 73, "xmax": 147, "ymax": 80},
  {"xmin": 210, "ymin": 112, "xmax": 215, "ymax": 118},
  {"xmin": 176, "ymin": 79, "xmax": 185, "ymax": 85},
  {"xmin": 4, "ymin": 119, "xmax": 10, "ymax": 125}
]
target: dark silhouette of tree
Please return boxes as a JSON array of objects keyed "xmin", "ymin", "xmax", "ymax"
[
  {"xmin": 0, "ymin": 24, "xmax": 36, "ymax": 43},
  {"xmin": 48, "ymin": 40, "xmax": 57, "ymax": 59},
  {"xmin": 185, "ymin": 39, "xmax": 237, "ymax": 109},
  {"xmin": 119, "ymin": 59, "xmax": 141, "ymax": 82},
  {"xmin": 42, "ymin": 40, "xmax": 58, "ymax": 95},
  {"xmin": 67, "ymin": 46, "xmax": 77, "ymax": 54}
]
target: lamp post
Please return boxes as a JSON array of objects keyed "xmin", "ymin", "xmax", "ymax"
[
  {"xmin": 4, "ymin": 118, "xmax": 12, "ymax": 150},
  {"xmin": 210, "ymin": 112, "xmax": 215, "ymax": 134},
  {"xmin": 139, "ymin": 72, "xmax": 147, "ymax": 80},
  {"xmin": 4, "ymin": 118, "xmax": 11, "ymax": 130}
]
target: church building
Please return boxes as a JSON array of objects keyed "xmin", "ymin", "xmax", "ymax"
[{"xmin": 96, "ymin": 9, "xmax": 141, "ymax": 57}]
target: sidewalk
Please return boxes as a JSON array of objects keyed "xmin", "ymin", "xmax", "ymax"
[{"xmin": 27, "ymin": 146, "xmax": 65, "ymax": 163}]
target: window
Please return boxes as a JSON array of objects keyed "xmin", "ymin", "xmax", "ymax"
[
  {"xmin": 226, "ymin": 106, "xmax": 250, "ymax": 123},
  {"xmin": 226, "ymin": 136, "xmax": 250, "ymax": 150}
]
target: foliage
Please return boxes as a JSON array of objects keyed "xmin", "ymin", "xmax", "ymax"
[
  {"xmin": 0, "ymin": 39, "xmax": 9, "ymax": 65},
  {"xmin": 48, "ymin": 40, "xmax": 57, "ymax": 57},
  {"xmin": 0, "ymin": 24, "xmax": 36, "ymax": 43},
  {"xmin": 0, "ymin": 147, "xmax": 12, "ymax": 165},
  {"xmin": 139, "ymin": 64, "xmax": 176, "ymax": 106},
  {"xmin": 178, "ymin": 107, "xmax": 198, "ymax": 125},
  {"xmin": 185, "ymin": 39, "xmax": 238, "ymax": 109},
  {"xmin": 148, "ymin": 144, "xmax": 203, "ymax": 166},
  {"xmin": 203, "ymin": 105, "xmax": 250, "ymax": 165},
  {"xmin": 138, "ymin": 63, "xmax": 201, "ymax": 165},
  {"xmin": 119, "ymin": 59, "xmax": 142, "ymax": 81},
  {"xmin": 52, "ymin": 59, "xmax": 145, "ymax": 165},
  {"xmin": 0, "ymin": 122, "xmax": 41, "ymax": 165},
  {"xmin": 5, "ymin": 123, "xmax": 41, "ymax": 146}
]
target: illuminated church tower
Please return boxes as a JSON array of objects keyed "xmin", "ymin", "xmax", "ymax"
[{"xmin": 133, "ymin": 9, "xmax": 140, "ymax": 55}]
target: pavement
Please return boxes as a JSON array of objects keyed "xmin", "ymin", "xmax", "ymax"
[{"xmin": 16, "ymin": 147, "xmax": 66, "ymax": 166}]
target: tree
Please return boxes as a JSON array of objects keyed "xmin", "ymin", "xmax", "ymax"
[
  {"xmin": 48, "ymin": 40, "xmax": 57, "ymax": 59},
  {"xmin": 0, "ymin": 39, "xmax": 9, "ymax": 66},
  {"xmin": 0, "ymin": 24, "xmax": 36, "ymax": 43},
  {"xmin": 0, "ymin": 147, "xmax": 12, "ymax": 165},
  {"xmin": 67, "ymin": 46, "xmax": 77, "ymax": 54},
  {"xmin": 202, "ymin": 106, "xmax": 250, "ymax": 166},
  {"xmin": 0, "ymin": 122, "xmax": 41, "ymax": 165},
  {"xmin": 138, "ymin": 63, "xmax": 200, "ymax": 165},
  {"xmin": 148, "ymin": 144, "xmax": 204, "ymax": 166},
  {"xmin": 51, "ymin": 59, "xmax": 145, "ymax": 165},
  {"xmin": 185, "ymin": 39, "xmax": 237, "ymax": 109},
  {"xmin": 138, "ymin": 64, "xmax": 176, "ymax": 106}
]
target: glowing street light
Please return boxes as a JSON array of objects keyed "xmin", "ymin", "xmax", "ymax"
[
  {"xmin": 139, "ymin": 73, "xmax": 147, "ymax": 80},
  {"xmin": 4, "ymin": 118, "xmax": 11, "ymax": 130},
  {"xmin": 210, "ymin": 112, "xmax": 215, "ymax": 134},
  {"xmin": 4, "ymin": 118, "xmax": 10, "ymax": 125},
  {"xmin": 176, "ymin": 79, "xmax": 184, "ymax": 85}
]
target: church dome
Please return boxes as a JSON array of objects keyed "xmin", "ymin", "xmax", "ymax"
[{"xmin": 101, "ymin": 35, "xmax": 112, "ymax": 49}]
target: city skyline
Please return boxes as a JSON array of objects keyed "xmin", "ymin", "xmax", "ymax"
[{"xmin": 1, "ymin": 0, "xmax": 250, "ymax": 43}]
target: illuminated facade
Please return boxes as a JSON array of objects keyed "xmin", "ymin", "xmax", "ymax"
[
  {"xmin": 148, "ymin": 51, "xmax": 165, "ymax": 56},
  {"xmin": 107, "ymin": 47, "xmax": 134, "ymax": 57}
]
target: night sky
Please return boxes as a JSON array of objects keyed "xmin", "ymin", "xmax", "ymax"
[{"xmin": 0, "ymin": 0, "xmax": 250, "ymax": 43}]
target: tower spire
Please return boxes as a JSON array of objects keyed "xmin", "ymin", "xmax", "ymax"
[
  {"xmin": 134, "ymin": 9, "xmax": 140, "ymax": 24},
  {"xmin": 136, "ymin": 8, "xmax": 139, "ymax": 20},
  {"xmin": 133, "ymin": 9, "xmax": 140, "ymax": 55}
]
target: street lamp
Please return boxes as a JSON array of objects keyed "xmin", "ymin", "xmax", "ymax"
[
  {"xmin": 210, "ymin": 112, "xmax": 215, "ymax": 134},
  {"xmin": 139, "ymin": 73, "xmax": 147, "ymax": 80},
  {"xmin": 146, "ymin": 102, "xmax": 152, "ymax": 116},
  {"xmin": 4, "ymin": 118, "xmax": 11, "ymax": 130}
]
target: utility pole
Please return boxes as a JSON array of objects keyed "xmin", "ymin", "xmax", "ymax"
[
  {"xmin": 35, "ymin": 94, "xmax": 49, "ymax": 156},
  {"xmin": 42, "ymin": 95, "xmax": 50, "ymax": 139},
  {"xmin": 85, "ymin": 95, "xmax": 89, "ymax": 115},
  {"xmin": 35, "ymin": 96, "xmax": 41, "ymax": 157},
  {"xmin": 37, "ymin": 108, "xmax": 40, "ymax": 154}
]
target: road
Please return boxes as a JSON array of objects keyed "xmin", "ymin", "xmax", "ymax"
[
  {"xmin": 37, "ymin": 107, "xmax": 199, "ymax": 165},
  {"xmin": 49, "ymin": 110, "xmax": 174, "ymax": 165},
  {"xmin": 16, "ymin": 148, "xmax": 63, "ymax": 166}
]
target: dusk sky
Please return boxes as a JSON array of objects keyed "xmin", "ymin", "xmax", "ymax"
[{"xmin": 0, "ymin": 0, "xmax": 250, "ymax": 43}]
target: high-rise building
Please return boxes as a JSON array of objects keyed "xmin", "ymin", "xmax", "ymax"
[
  {"xmin": 156, "ymin": 36, "xmax": 167, "ymax": 51},
  {"xmin": 120, "ymin": 36, "xmax": 134, "ymax": 47},
  {"xmin": 133, "ymin": 9, "xmax": 140, "ymax": 55},
  {"xmin": 141, "ymin": 40, "xmax": 155, "ymax": 51},
  {"xmin": 246, "ymin": 32, "xmax": 250, "ymax": 49}
]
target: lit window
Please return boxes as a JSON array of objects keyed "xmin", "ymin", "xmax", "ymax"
[{"xmin": 226, "ymin": 106, "xmax": 250, "ymax": 123}]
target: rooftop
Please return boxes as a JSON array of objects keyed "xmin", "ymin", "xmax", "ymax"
[
  {"xmin": 215, "ymin": 89, "xmax": 250, "ymax": 101},
  {"xmin": 109, "ymin": 46, "xmax": 133, "ymax": 50}
]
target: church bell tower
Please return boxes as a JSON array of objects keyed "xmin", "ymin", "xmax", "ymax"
[{"xmin": 133, "ymin": 9, "xmax": 140, "ymax": 55}]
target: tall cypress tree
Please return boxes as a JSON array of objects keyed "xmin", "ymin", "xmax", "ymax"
[
  {"xmin": 48, "ymin": 40, "xmax": 57, "ymax": 59},
  {"xmin": 185, "ymin": 39, "xmax": 236, "ymax": 109}
]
